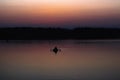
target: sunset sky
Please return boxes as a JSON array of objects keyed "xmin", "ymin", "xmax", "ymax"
[{"xmin": 0, "ymin": 0, "xmax": 120, "ymax": 28}]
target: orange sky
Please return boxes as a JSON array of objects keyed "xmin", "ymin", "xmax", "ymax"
[{"xmin": 0, "ymin": 0, "xmax": 120, "ymax": 27}]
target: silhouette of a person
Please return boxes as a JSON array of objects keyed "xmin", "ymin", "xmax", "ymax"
[
  {"xmin": 53, "ymin": 46, "xmax": 58, "ymax": 54},
  {"xmin": 52, "ymin": 46, "xmax": 61, "ymax": 54}
]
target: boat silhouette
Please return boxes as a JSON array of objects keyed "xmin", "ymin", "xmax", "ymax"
[{"xmin": 50, "ymin": 46, "xmax": 61, "ymax": 54}]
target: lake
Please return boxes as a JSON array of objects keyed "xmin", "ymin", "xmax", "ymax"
[{"xmin": 0, "ymin": 40, "xmax": 120, "ymax": 80}]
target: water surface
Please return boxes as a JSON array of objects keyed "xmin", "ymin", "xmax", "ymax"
[{"xmin": 0, "ymin": 40, "xmax": 120, "ymax": 80}]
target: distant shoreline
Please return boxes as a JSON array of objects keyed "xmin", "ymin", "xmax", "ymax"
[
  {"xmin": 0, "ymin": 27, "xmax": 120, "ymax": 40},
  {"xmin": 0, "ymin": 40, "xmax": 120, "ymax": 44}
]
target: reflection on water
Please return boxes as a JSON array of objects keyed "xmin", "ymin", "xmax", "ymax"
[{"xmin": 0, "ymin": 40, "xmax": 120, "ymax": 80}]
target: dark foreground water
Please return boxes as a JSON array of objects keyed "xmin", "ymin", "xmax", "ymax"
[{"xmin": 0, "ymin": 40, "xmax": 120, "ymax": 80}]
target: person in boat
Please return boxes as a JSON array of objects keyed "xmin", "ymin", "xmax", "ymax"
[{"xmin": 51, "ymin": 46, "xmax": 61, "ymax": 54}]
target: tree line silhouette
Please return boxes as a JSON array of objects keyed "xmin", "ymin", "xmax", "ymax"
[{"xmin": 0, "ymin": 27, "xmax": 120, "ymax": 40}]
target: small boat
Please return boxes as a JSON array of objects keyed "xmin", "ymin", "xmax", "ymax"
[{"xmin": 51, "ymin": 46, "xmax": 61, "ymax": 54}]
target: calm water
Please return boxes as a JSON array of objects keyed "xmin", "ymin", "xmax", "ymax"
[{"xmin": 0, "ymin": 40, "xmax": 120, "ymax": 80}]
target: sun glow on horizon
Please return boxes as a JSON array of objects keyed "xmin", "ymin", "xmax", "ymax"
[
  {"xmin": 2, "ymin": 0, "xmax": 119, "ymax": 16},
  {"xmin": 0, "ymin": 0, "xmax": 120, "ymax": 27}
]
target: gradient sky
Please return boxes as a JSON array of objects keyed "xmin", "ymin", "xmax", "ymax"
[{"xmin": 0, "ymin": 0, "xmax": 120, "ymax": 28}]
